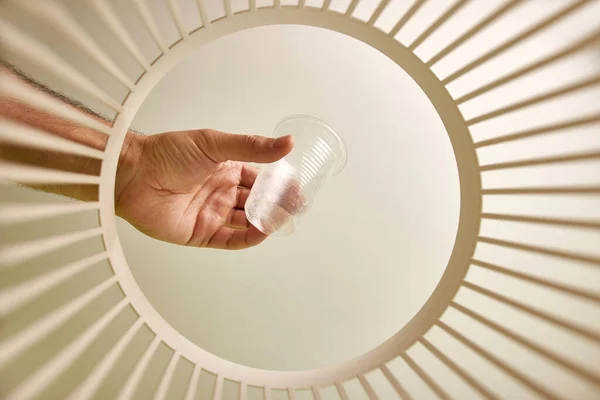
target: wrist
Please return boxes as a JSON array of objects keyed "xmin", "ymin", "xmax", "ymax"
[{"xmin": 115, "ymin": 131, "xmax": 145, "ymax": 214}]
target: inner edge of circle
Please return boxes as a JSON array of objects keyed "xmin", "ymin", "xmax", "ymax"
[{"xmin": 99, "ymin": 9, "xmax": 482, "ymax": 388}]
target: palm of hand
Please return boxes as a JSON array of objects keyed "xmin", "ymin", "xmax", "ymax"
[{"xmin": 116, "ymin": 130, "xmax": 288, "ymax": 249}]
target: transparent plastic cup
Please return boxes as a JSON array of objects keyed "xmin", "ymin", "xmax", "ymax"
[{"xmin": 245, "ymin": 115, "xmax": 347, "ymax": 236}]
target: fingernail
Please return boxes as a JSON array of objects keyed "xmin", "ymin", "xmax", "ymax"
[{"xmin": 273, "ymin": 135, "xmax": 291, "ymax": 148}]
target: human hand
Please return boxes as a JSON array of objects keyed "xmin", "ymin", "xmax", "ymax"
[{"xmin": 115, "ymin": 129, "xmax": 293, "ymax": 250}]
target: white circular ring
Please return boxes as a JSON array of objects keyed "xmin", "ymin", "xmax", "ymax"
[{"xmin": 99, "ymin": 8, "xmax": 482, "ymax": 389}]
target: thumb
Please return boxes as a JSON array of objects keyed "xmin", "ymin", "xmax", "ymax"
[{"xmin": 208, "ymin": 131, "xmax": 294, "ymax": 163}]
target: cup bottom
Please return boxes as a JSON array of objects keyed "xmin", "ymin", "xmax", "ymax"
[{"xmin": 245, "ymin": 195, "xmax": 295, "ymax": 237}]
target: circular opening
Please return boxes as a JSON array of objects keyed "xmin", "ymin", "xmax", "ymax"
[{"xmin": 117, "ymin": 24, "xmax": 461, "ymax": 371}]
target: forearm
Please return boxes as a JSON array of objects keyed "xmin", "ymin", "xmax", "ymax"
[{"xmin": 0, "ymin": 64, "xmax": 142, "ymax": 202}]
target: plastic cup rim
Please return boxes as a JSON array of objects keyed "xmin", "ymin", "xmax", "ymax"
[{"xmin": 274, "ymin": 114, "xmax": 348, "ymax": 175}]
